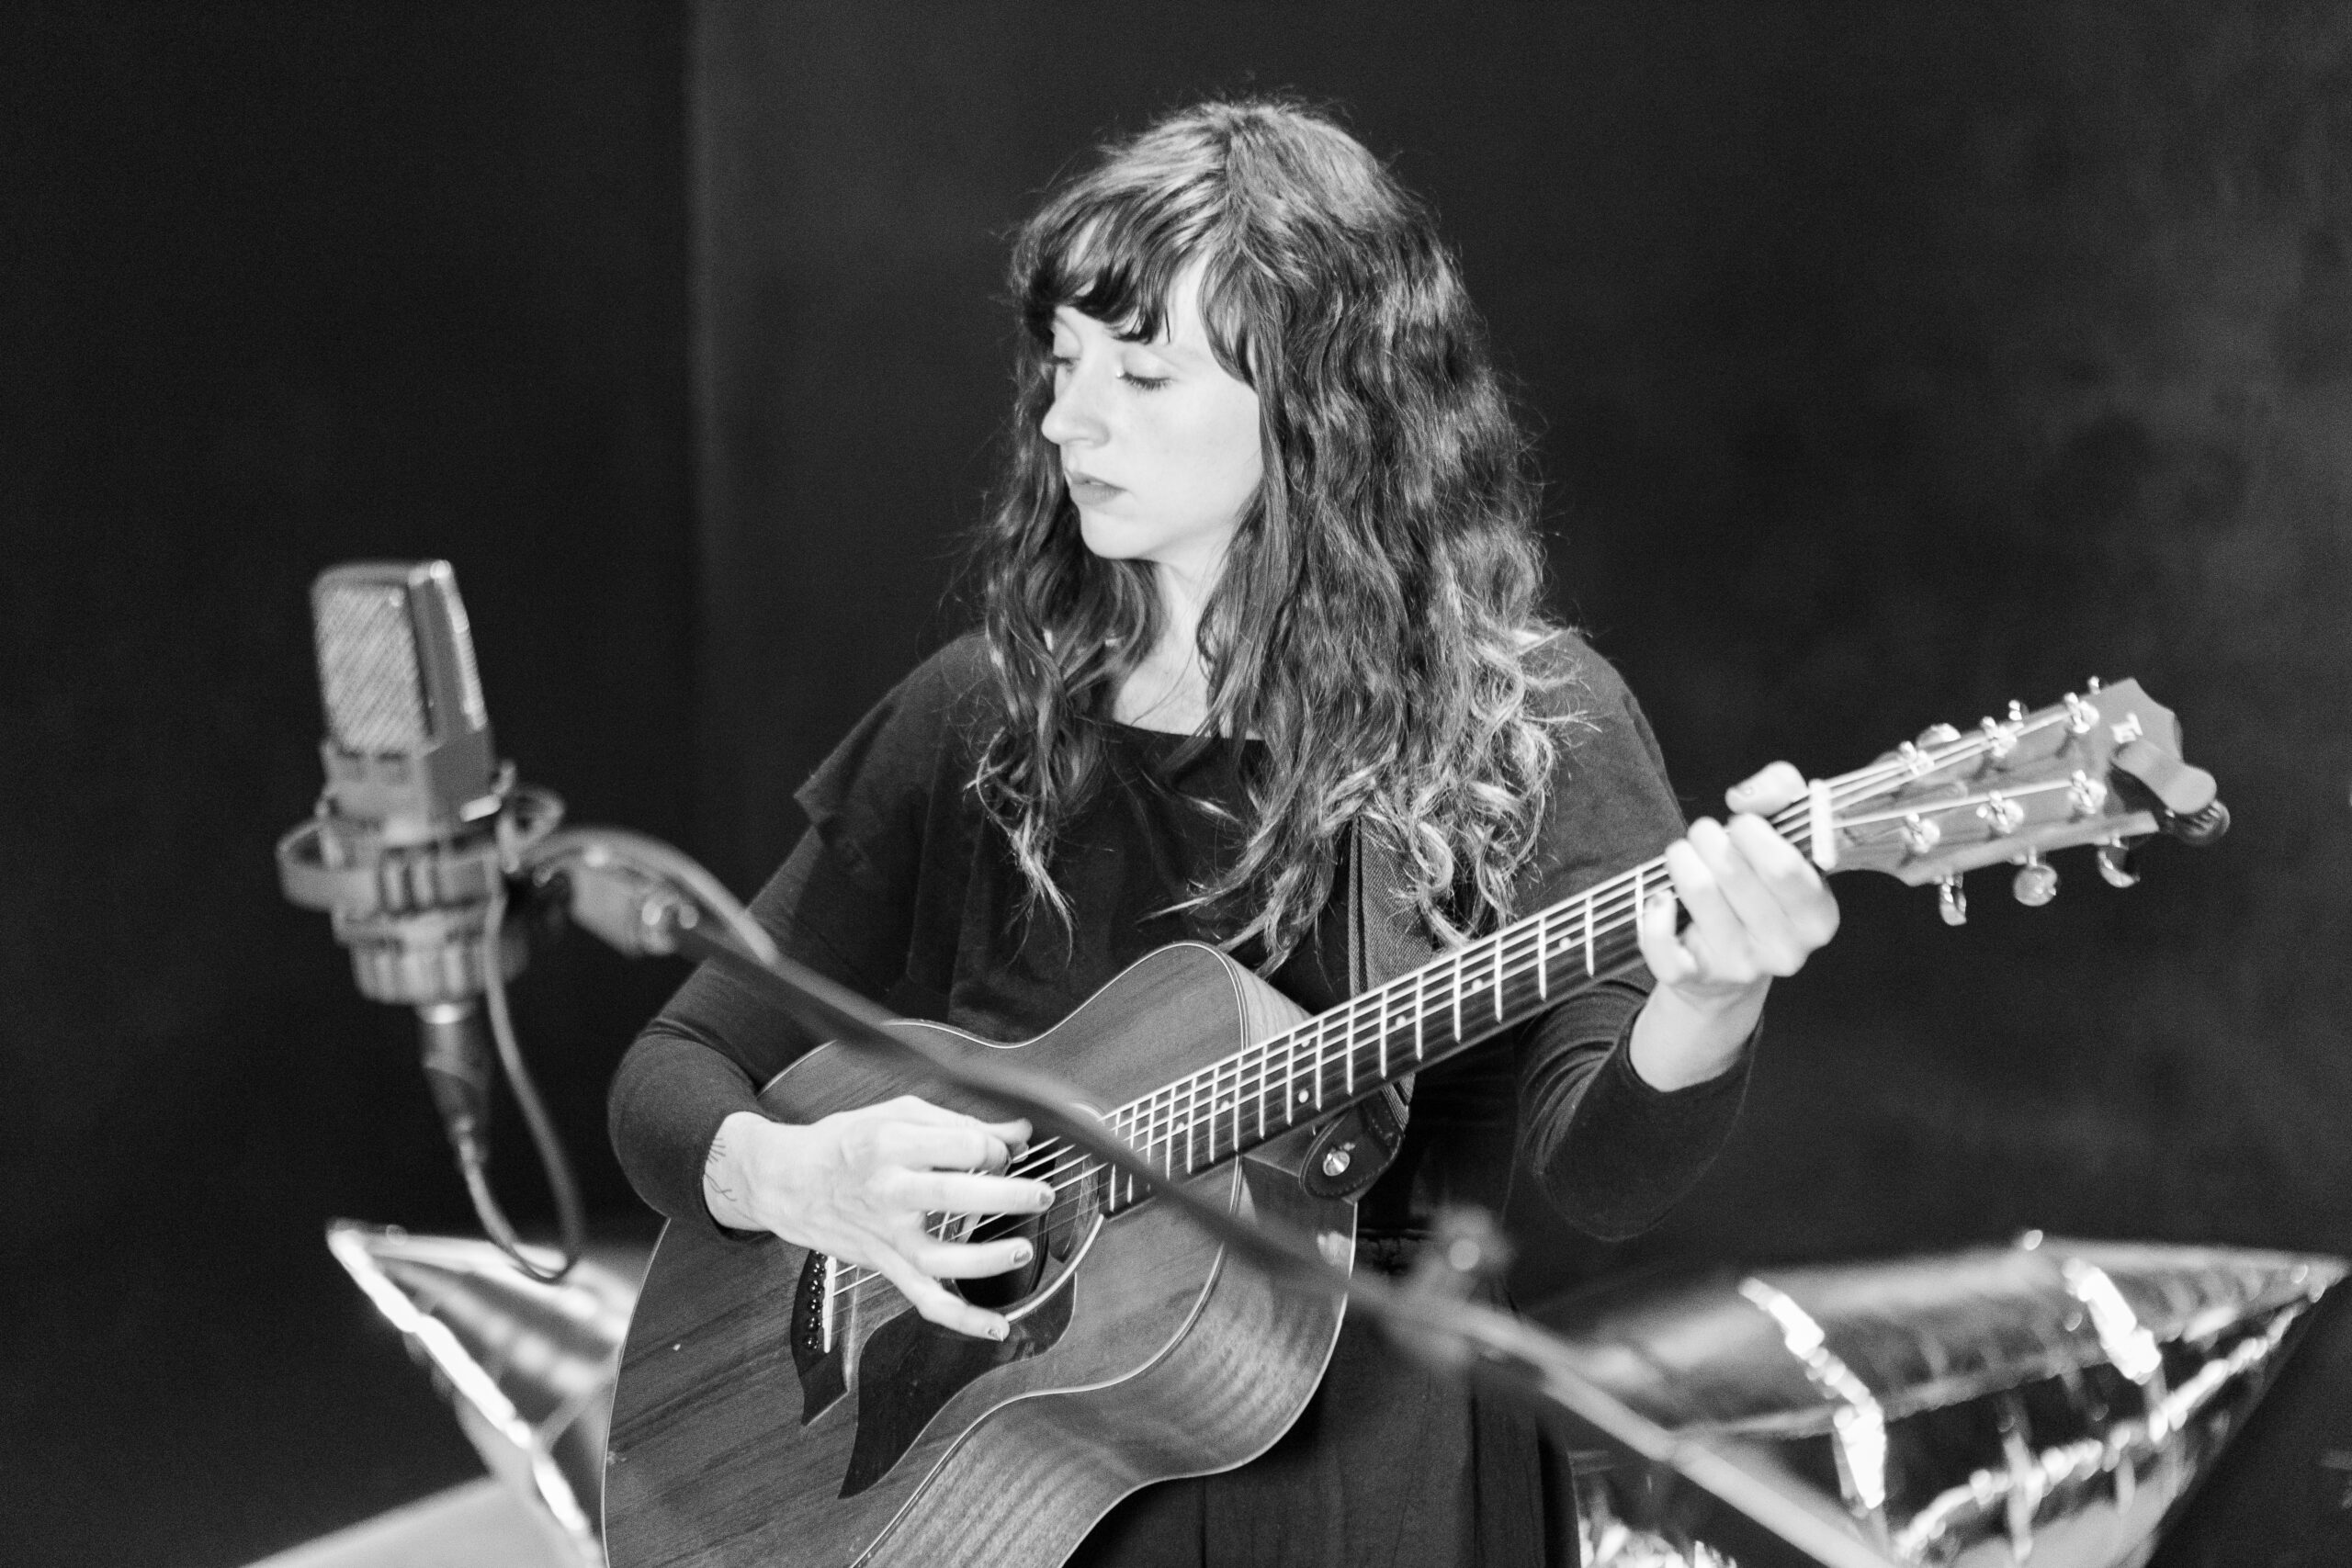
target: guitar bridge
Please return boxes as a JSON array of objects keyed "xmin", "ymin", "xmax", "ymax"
[{"xmin": 791, "ymin": 1250, "xmax": 848, "ymax": 1425}]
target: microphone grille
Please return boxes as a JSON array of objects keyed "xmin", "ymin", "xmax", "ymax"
[
  {"xmin": 307, "ymin": 561, "xmax": 498, "ymax": 831},
  {"xmin": 315, "ymin": 578, "xmax": 430, "ymax": 753}
]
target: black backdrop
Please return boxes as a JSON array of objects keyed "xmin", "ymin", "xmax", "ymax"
[
  {"xmin": 6, "ymin": 3, "xmax": 2352, "ymax": 1565},
  {"xmin": 1, "ymin": 4, "xmax": 692, "ymax": 1562}
]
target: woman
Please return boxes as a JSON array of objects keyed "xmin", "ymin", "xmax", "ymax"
[{"xmin": 610, "ymin": 99, "xmax": 1838, "ymax": 1566}]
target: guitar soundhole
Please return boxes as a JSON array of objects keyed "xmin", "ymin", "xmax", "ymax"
[{"xmin": 956, "ymin": 1166, "xmax": 1104, "ymax": 1306}]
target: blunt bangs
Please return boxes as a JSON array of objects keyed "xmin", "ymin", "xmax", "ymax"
[{"xmin": 1016, "ymin": 152, "xmax": 1258, "ymax": 385}]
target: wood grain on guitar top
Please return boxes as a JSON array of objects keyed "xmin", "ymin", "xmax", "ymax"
[{"xmin": 604, "ymin": 943, "xmax": 1357, "ymax": 1568}]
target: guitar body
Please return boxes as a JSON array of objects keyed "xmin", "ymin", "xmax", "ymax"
[
  {"xmin": 604, "ymin": 675, "xmax": 2205, "ymax": 1567},
  {"xmin": 604, "ymin": 942, "xmax": 1357, "ymax": 1568}
]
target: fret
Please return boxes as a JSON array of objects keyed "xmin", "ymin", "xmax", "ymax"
[
  {"xmin": 1341, "ymin": 999, "xmax": 1355, "ymax": 1099},
  {"xmin": 1583, "ymin": 887, "xmax": 1596, "ymax": 976},
  {"xmin": 1246, "ymin": 1041, "xmax": 1263, "ymax": 1144},
  {"xmin": 1298, "ymin": 1024, "xmax": 1317, "ymax": 1123},
  {"xmin": 1258, "ymin": 1036, "xmax": 1276, "ymax": 1140},
  {"xmin": 1227, "ymin": 1054, "xmax": 1247, "ymax": 1156},
  {"xmin": 1375, "ymin": 979, "xmax": 1391, "ymax": 1082},
  {"xmin": 1490, "ymin": 935, "xmax": 1505, "ymax": 1021},
  {"xmin": 1451, "ymin": 947, "xmax": 1465, "ymax": 1043},
  {"xmin": 1129, "ymin": 1097, "xmax": 1151, "ymax": 1189},
  {"xmin": 1152, "ymin": 1082, "xmax": 1177, "ymax": 1178},
  {"xmin": 1182, "ymin": 1071, "xmax": 1204, "ymax": 1173},
  {"xmin": 1534, "ymin": 909, "xmax": 1549, "ymax": 1001},
  {"xmin": 1194, "ymin": 1069, "xmax": 1215, "ymax": 1173},
  {"xmin": 1413, "ymin": 964, "xmax": 1425, "ymax": 1060}
]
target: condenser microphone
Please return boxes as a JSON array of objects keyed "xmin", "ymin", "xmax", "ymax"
[{"xmin": 277, "ymin": 561, "xmax": 564, "ymax": 1202}]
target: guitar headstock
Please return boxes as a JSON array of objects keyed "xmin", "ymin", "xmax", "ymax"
[{"xmin": 1795, "ymin": 678, "xmax": 2223, "ymax": 921}]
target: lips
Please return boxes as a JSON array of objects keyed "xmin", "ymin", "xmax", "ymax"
[{"xmin": 1065, "ymin": 470, "xmax": 1122, "ymax": 504}]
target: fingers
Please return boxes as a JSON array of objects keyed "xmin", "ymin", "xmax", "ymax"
[
  {"xmin": 1684, "ymin": 819, "xmax": 1810, "ymax": 976},
  {"xmin": 873, "ymin": 1119, "xmax": 1020, "ymax": 1179},
  {"xmin": 1724, "ymin": 814, "xmax": 1839, "ymax": 949},
  {"xmin": 1725, "ymin": 761, "xmax": 1807, "ymax": 816},
  {"xmin": 867, "ymin": 1247, "xmax": 1012, "ymax": 1341},
  {"xmin": 908, "ymin": 1230, "xmax": 1035, "ymax": 1282},
  {"xmin": 1649, "ymin": 813, "xmax": 1841, "ymax": 992},
  {"xmin": 1636, "ymin": 885, "xmax": 1697, "ymax": 987},
  {"xmin": 888, "ymin": 1168, "xmax": 1057, "ymax": 1217},
  {"xmin": 871, "ymin": 1099, "xmax": 1033, "ymax": 1169},
  {"xmin": 1653, "ymin": 830, "xmax": 1773, "ymax": 988}
]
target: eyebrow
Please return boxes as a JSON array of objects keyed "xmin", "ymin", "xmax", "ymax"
[{"xmin": 1052, "ymin": 309, "xmax": 1197, "ymax": 365}]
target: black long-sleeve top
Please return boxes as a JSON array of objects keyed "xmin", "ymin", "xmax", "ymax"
[{"xmin": 606, "ymin": 630, "xmax": 1749, "ymax": 1566}]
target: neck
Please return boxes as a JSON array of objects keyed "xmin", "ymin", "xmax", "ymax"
[
  {"xmin": 1114, "ymin": 555, "xmax": 1222, "ymax": 732},
  {"xmin": 1149, "ymin": 551, "xmax": 1218, "ymax": 662}
]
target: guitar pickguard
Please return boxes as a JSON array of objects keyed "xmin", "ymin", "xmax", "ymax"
[{"xmin": 838, "ymin": 1280, "xmax": 1072, "ymax": 1497}]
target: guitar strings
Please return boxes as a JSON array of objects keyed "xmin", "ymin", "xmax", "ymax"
[
  {"xmin": 820, "ymin": 711, "xmax": 2076, "ymax": 1311},
  {"xmin": 822, "ymin": 731, "xmax": 1994, "ymax": 1304},
  {"xmin": 823, "ymin": 737, "xmax": 1971, "ymax": 1305}
]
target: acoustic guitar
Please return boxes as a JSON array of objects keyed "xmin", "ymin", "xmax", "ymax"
[{"xmin": 603, "ymin": 679, "xmax": 2216, "ymax": 1568}]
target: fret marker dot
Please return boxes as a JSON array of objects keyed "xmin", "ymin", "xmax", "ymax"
[{"xmin": 1295, "ymin": 1089, "xmax": 1309, "ymax": 1104}]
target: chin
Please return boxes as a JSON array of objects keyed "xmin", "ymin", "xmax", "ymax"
[{"xmin": 1075, "ymin": 510, "xmax": 1155, "ymax": 562}]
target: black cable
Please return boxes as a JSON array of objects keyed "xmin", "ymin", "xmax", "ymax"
[{"xmin": 458, "ymin": 885, "xmax": 585, "ymax": 1283}]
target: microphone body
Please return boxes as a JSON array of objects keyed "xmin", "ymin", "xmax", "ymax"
[{"xmin": 277, "ymin": 561, "xmax": 560, "ymax": 1159}]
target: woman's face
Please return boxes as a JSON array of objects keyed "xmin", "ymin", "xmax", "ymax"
[{"xmin": 1040, "ymin": 264, "xmax": 1263, "ymax": 589}]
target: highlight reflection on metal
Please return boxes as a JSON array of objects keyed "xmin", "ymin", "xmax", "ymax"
[
  {"xmin": 328, "ymin": 1219, "xmax": 647, "ymax": 1568},
  {"xmin": 1540, "ymin": 1235, "xmax": 2341, "ymax": 1568}
]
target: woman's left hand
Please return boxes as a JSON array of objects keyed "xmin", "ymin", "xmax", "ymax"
[{"xmin": 1630, "ymin": 761, "xmax": 1840, "ymax": 1090}]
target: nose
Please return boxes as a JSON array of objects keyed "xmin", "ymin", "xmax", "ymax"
[{"xmin": 1038, "ymin": 359, "xmax": 1105, "ymax": 449}]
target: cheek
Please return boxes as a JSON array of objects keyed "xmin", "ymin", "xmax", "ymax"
[{"xmin": 1191, "ymin": 398, "xmax": 1263, "ymax": 511}]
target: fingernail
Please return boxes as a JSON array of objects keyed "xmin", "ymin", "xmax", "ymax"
[
  {"xmin": 990, "ymin": 1322, "xmax": 1010, "ymax": 1341},
  {"xmin": 1011, "ymin": 1242, "xmax": 1034, "ymax": 1264}
]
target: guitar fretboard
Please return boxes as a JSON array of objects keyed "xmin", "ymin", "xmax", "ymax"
[{"xmin": 1088, "ymin": 859, "xmax": 1666, "ymax": 1213}]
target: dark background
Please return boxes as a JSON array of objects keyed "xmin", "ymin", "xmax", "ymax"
[{"xmin": 5, "ymin": 2, "xmax": 2349, "ymax": 1564}]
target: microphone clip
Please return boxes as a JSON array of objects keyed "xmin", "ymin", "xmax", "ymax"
[{"xmin": 277, "ymin": 776, "xmax": 564, "ymax": 1005}]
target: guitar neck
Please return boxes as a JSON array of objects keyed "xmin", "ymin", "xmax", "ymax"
[
  {"xmin": 1079, "ymin": 693, "xmax": 2101, "ymax": 1213},
  {"xmin": 1089, "ymin": 853, "xmax": 1669, "ymax": 1214}
]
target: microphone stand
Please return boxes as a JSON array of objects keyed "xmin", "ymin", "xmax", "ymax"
[{"xmin": 532, "ymin": 829, "xmax": 1901, "ymax": 1568}]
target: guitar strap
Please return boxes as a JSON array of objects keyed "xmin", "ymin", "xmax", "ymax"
[{"xmin": 1299, "ymin": 820, "xmax": 1439, "ymax": 1201}]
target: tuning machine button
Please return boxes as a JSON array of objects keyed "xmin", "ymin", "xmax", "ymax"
[
  {"xmin": 2067, "ymin": 770, "xmax": 2108, "ymax": 818},
  {"xmin": 1937, "ymin": 874, "xmax": 1968, "ymax": 926},
  {"xmin": 1976, "ymin": 793, "xmax": 2025, "ymax": 834},
  {"xmin": 2097, "ymin": 840, "xmax": 2141, "ymax": 888},
  {"xmin": 2012, "ymin": 851, "xmax": 2059, "ymax": 906},
  {"xmin": 1901, "ymin": 812, "xmax": 1940, "ymax": 856}
]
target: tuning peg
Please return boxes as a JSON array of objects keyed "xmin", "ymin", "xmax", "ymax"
[
  {"xmin": 2097, "ymin": 840, "xmax": 2140, "ymax": 887},
  {"xmin": 1915, "ymin": 723, "xmax": 1961, "ymax": 747},
  {"xmin": 2169, "ymin": 799, "xmax": 2231, "ymax": 847},
  {"xmin": 1937, "ymin": 874, "xmax": 1968, "ymax": 926},
  {"xmin": 2012, "ymin": 851, "xmax": 2059, "ymax": 907}
]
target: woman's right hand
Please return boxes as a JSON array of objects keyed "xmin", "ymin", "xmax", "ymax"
[{"xmin": 701, "ymin": 1097, "xmax": 1055, "ymax": 1340}]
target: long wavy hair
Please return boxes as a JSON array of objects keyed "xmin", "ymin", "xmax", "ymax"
[{"xmin": 971, "ymin": 99, "xmax": 1579, "ymax": 964}]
